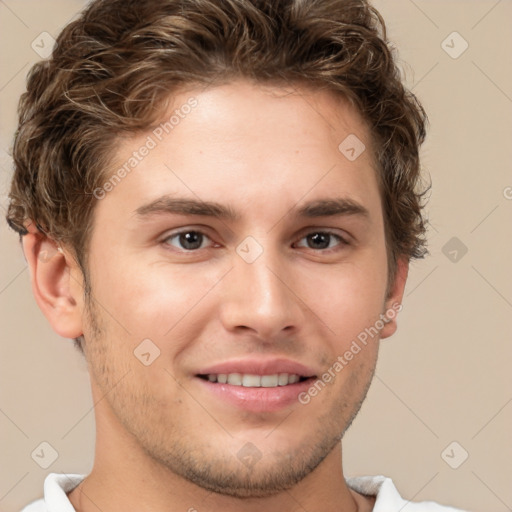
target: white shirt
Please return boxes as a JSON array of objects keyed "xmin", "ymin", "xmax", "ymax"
[{"xmin": 21, "ymin": 473, "xmax": 467, "ymax": 511}]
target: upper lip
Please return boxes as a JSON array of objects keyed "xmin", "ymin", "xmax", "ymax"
[{"xmin": 196, "ymin": 358, "xmax": 317, "ymax": 377}]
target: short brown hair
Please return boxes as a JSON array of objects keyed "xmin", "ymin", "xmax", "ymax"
[{"xmin": 6, "ymin": 0, "xmax": 429, "ymax": 351}]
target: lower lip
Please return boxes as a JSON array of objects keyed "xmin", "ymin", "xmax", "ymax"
[{"xmin": 196, "ymin": 377, "xmax": 316, "ymax": 413}]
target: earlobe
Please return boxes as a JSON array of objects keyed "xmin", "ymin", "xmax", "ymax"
[
  {"xmin": 380, "ymin": 256, "xmax": 409, "ymax": 339},
  {"xmin": 21, "ymin": 223, "xmax": 84, "ymax": 339}
]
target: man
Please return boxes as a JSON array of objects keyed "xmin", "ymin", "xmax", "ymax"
[{"xmin": 7, "ymin": 0, "xmax": 466, "ymax": 510}]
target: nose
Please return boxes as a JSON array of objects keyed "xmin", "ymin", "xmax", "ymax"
[{"xmin": 218, "ymin": 245, "xmax": 304, "ymax": 342}]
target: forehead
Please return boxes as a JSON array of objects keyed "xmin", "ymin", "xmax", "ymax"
[
  {"xmin": 96, "ymin": 80, "xmax": 382, "ymax": 227},
  {"xmin": 163, "ymin": 79, "xmax": 371, "ymax": 155}
]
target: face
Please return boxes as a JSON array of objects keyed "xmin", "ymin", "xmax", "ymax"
[{"xmin": 77, "ymin": 80, "xmax": 403, "ymax": 497}]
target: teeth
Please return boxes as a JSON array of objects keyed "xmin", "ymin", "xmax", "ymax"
[
  {"xmin": 204, "ymin": 373, "xmax": 304, "ymax": 387},
  {"xmin": 261, "ymin": 375, "xmax": 278, "ymax": 387},
  {"xmin": 227, "ymin": 373, "xmax": 242, "ymax": 385},
  {"xmin": 288, "ymin": 374, "xmax": 299, "ymax": 384},
  {"xmin": 278, "ymin": 373, "xmax": 289, "ymax": 386},
  {"xmin": 242, "ymin": 374, "xmax": 261, "ymax": 387}
]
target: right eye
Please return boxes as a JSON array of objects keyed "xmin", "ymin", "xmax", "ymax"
[{"xmin": 162, "ymin": 229, "xmax": 215, "ymax": 251}]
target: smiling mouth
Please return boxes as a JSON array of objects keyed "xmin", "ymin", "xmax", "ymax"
[{"xmin": 197, "ymin": 373, "xmax": 315, "ymax": 387}]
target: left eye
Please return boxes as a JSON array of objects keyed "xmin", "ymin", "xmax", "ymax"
[
  {"xmin": 164, "ymin": 230, "xmax": 213, "ymax": 251},
  {"xmin": 294, "ymin": 231, "xmax": 346, "ymax": 251}
]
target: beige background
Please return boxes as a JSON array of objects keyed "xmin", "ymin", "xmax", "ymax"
[{"xmin": 1, "ymin": 1, "xmax": 511, "ymax": 511}]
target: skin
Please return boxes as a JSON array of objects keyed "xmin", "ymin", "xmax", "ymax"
[{"xmin": 23, "ymin": 80, "xmax": 408, "ymax": 512}]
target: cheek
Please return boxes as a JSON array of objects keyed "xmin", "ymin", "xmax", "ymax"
[
  {"xmin": 89, "ymin": 251, "xmax": 223, "ymax": 348},
  {"xmin": 308, "ymin": 256, "xmax": 388, "ymax": 340}
]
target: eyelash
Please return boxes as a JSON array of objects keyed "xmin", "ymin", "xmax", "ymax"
[{"xmin": 161, "ymin": 228, "xmax": 350, "ymax": 253}]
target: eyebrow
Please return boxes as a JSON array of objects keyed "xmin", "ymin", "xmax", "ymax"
[{"xmin": 134, "ymin": 196, "xmax": 369, "ymax": 221}]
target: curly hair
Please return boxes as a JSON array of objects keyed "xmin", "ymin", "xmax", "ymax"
[{"xmin": 6, "ymin": 0, "xmax": 429, "ymax": 352}]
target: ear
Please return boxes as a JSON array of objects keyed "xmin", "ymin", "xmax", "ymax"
[
  {"xmin": 21, "ymin": 221, "xmax": 84, "ymax": 339},
  {"xmin": 380, "ymin": 256, "xmax": 409, "ymax": 339}
]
